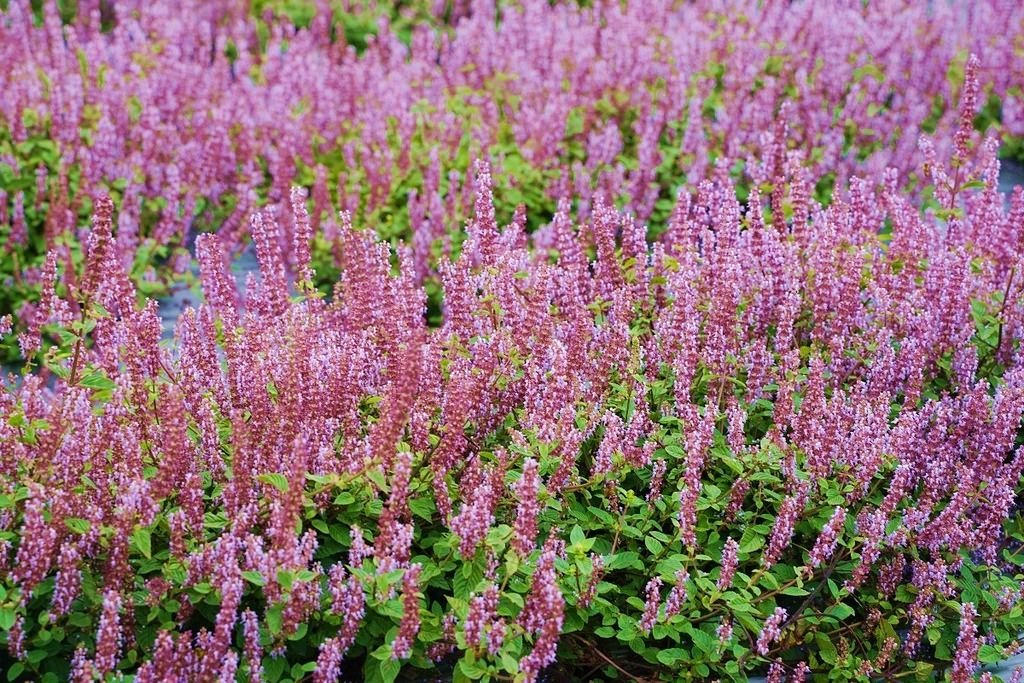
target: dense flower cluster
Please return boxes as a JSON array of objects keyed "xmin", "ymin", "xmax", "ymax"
[
  {"xmin": 0, "ymin": 2, "xmax": 1023, "ymax": 682},
  {"xmin": 2, "ymin": 102, "xmax": 1023, "ymax": 676},
  {"xmin": 757, "ymin": 608, "xmax": 788, "ymax": 657},
  {"xmin": 2, "ymin": 0, "xmax": 1024, "ymax": 327}
]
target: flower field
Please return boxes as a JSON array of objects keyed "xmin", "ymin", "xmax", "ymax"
[{"xmin": 2, "ymin": 1, "xmax": 1024, "ymax": 681}]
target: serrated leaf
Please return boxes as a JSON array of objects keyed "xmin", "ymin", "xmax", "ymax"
[
  {"xmin": 266, "ymin": 604, "xmax": 283, "ymax": 635},
  {"xmin": 827, "ymin": 603, "xmax": 855, "ymax": 620},
  {"xmin": 656, "ymin": 648, "xmax": 688, "ymax": 666},
  {"xmin": 686, "ymin": 625, "xmax": 716, "ymax": 654},
  {"xmin": 366, "ymin": 468, "xmax": 388, "ymax": 492},
  {"xmin": 914, "ymin": 661, "xmax": 934, "ymax": 681},
  {"xmin": 408, "ymin": 497, "xmax": 435, "ymax": 521},
  {"xmin": 501, "ymin": 653, "xmax": 518, "ymax": 674},
  {"xmin": 78, "ymin": 369, "xmax": 116, "ymax": 391},
  {"xmin": 815, "ymin": 632, "xmax": 837, "ymax": 664},
  {"xmin": 132, "ymin": 527, "xmax": 152, "ymax": 559},
  {"xmin": 258, "ymin": 473, "xmax": 290, "ymax": 494},
  {"xmin": 64, "ymin": 517, "xmax": 91, "ymax": 535},
  {"xmin": 0, "ymin": 608, "xmax": 15, "ymax": 631},
  {"xmin": 645, "ymin": 536, "xmax": 664, "ymax": 554},
  {"xmin": 738, "ymin": 528, "xmax": 763, "ymax": 553},
  {"xmin": 607, "ymin": 551, "xmax": 641, "ymax": 570},
  {"xmin": 242, "ymin": 571, "xmax": 266, "ymax": 587},
  {"xmin": 978, "ymin": 644, "xmax": 1003, "ymax": 663},
  {"xmin": 456, "ymin": 657, "xmax": 486, "ymax": 680},
  {"xmin": 722, "ymin": 457, "xmax": 744, "ymax": 475}
]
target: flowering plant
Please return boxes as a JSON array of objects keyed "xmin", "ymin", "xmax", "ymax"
[
  {"xmin": 3, "ymin": 0, "xmax": 1024, "ymax": 339},
  {"xmin": 1, "ymin": 2, "xmax": 1024, "ymax": 682},
  {"xmin": 2, "ymin": 54, "xmax": 1024, "ymax": 680}
]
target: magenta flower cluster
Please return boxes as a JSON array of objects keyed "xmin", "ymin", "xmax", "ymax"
[
  {"xmin": 0, "ymin": 2, "xmax": 1022, "ymax": 682},
  {"xmin": 3, "ymin": 0, "xmax": 1024, "ymax": 303}
]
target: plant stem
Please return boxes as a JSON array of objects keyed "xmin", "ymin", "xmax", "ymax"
[{"xmin": 996, "ymin": 265, "xmax": 1017, "ymax": 358}]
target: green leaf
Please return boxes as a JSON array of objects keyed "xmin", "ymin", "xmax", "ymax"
[
  {"xmin": 366, "ymin": 468, "xmax": 388, "ymax": 492},
  {"xmin": 827, "ymin": 602, "xmax": 855, "ymax": 620},
  {"xmin": 656, "ymin": 648, "xmax": 688, "ymax": 666},
  {"xmin": 687, "ymin": 625, "xmax": 716, "ymax": 655},
  {"xmin": 607, "ymin": 551, "xmax": 641, "ymax": 570},
  {"xmin": 504, "ymin": 552, "xmax": 521, "ymax": 580},
  {"xmin": 266, "ymin": 605, "xmax": 283, "ymax": 635},
  {"xmin": 0, "ymin": 608, "xmax": 15, "ymax": 631},
  {"xmin": 77, "ymin": 369, "xmax": 116, "ymax": 391},
  {"xmin": 278, "ymin": 570, "xmax": 295, "ymax": 592},
  {"xmin": 914, "ymin": 661, "xmax": 934, "ymax": 681},
  {"xmin": 722, "ymin": 457, "xmax": 744, "ymax": 475},
  {"xmin": 587, "ymin": 506, "xmax": 616, "ymax": 525},
  {"xmin": 456, "ymin": 657, "xmax": 486, "ymax": 680},
  {"xmin": 370, "ymin": 643, "xmax": 392, "ymax": 661},
  {"xmin": 258, "ymin": 473, "xmax": 290, "ymax": 494},
  {"xmin": 204, "ymin": 512, "xmax": 229, "ymax": 529},
  {"xmin": 978, "ymin": 644, "xmax": 1003, "ymax": 664},
  {"xmin": 815, "ymin": 632, "xmax": 837, "ymax": 664},
  {"xmin": 645, "ymin": 536, "xmax": 664, "ymax": 555},
  {"xmin": 64, "ymin": 517, "xmax": 91, "ymax": 535},
  {"xmin": 242, "ymin": 571, "xmax": 267, "ymax": 587},
  {"xmin": 132, "ymin": 527, "xmax": 152, "ymax": 559},
  {"xmin": 501, "ymin": 653, "xmax": 519, "ymax": 674},
  {"xmin": 408, "ymin": 497, "xmax": 435, "ymax": 521},
  {"xmin": 738, "ymin": 528, "xmax": 763, "ymax": 553},
  {"xmin": 264, "ymin": 656, "xmax": 288, "ymax": 681}
]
